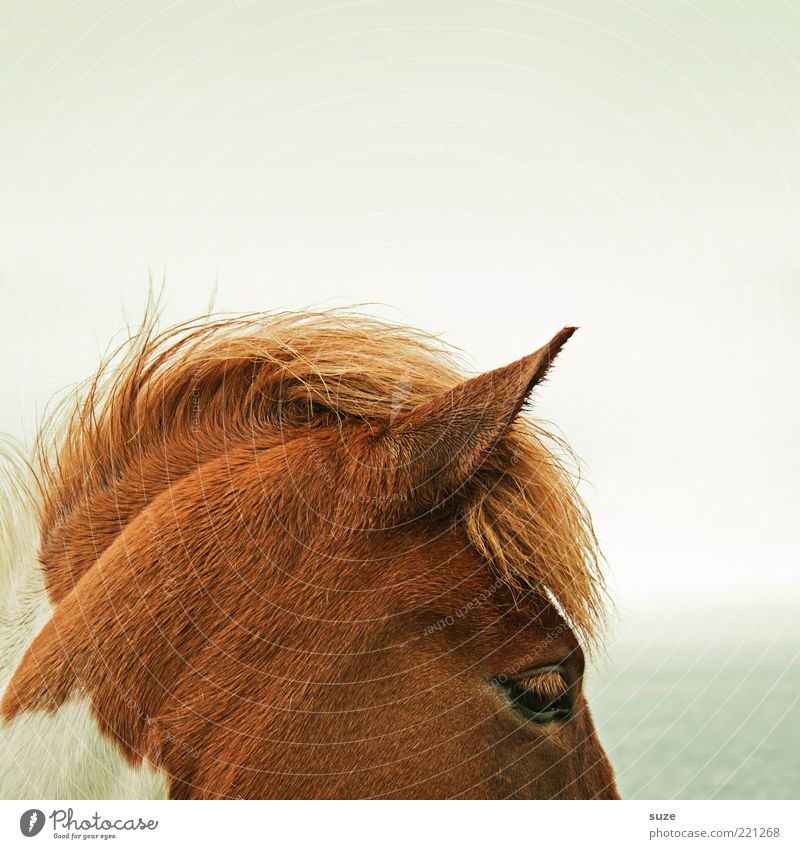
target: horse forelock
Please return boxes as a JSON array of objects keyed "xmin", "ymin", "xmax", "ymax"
[{"xmin": 32, "ymin": 308, "xmax": 605, "ymax": 650}]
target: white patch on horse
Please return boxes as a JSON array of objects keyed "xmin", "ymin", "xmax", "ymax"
[{"xmin": 0, "ymin": 443, "xmax": 168, "ymax": 800}]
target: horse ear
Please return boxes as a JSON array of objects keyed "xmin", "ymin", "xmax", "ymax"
[{"xmin": 379, "ymin": 326, "xmax": 577, "ymax": 512}]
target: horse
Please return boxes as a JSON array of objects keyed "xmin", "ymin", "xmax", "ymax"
[{"xmin": 0, "ymin": 309, "xmax": 618, "ymax": 799}]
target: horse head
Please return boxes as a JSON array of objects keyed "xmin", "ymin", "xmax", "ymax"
[{"xmin": 1, "ymin": 311, "xmax": 617, "ymax": 798}]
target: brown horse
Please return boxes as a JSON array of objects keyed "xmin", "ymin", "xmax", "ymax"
[{"xmin": 0, "ymin": 310, "xmax": 617, "ymax": 799}]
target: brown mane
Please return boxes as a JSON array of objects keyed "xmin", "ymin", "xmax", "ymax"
[{"xmin": 34, "ymin": 307, "xmax": 604, "ymax": 649}]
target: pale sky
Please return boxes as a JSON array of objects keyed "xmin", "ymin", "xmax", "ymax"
[{"xmin": 1, "ymin": 0, "xmax": 798, "ymax": 656}]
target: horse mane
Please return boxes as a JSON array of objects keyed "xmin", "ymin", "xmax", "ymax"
[{"xmin": 33, "ymin": 306, "xmax": 606, "ymax": 649}]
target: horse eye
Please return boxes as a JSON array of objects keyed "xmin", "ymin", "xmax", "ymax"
[{"xmin": 493, "ymin": 669, "xmax": 573, "ymax": 723}]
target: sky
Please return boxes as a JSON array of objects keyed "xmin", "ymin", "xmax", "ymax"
[{"xmin": 1, "ymin": 0, "xmax": 798, "ymax": 662}]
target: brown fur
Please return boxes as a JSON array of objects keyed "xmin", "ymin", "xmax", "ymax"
[{"xmin": 2, "ymin": 309, "xmax": 617, "ymax": 798}]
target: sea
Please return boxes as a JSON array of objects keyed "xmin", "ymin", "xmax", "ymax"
[{"xmin": 587, "ymin": 639, "xmax": 800, "ymax": 799}]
